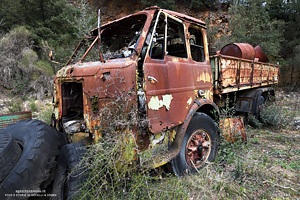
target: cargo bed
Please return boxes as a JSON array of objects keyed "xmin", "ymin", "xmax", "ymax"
[{"xmin": 210, "ymin": 55, "xmax": 280, "ymax": 94}]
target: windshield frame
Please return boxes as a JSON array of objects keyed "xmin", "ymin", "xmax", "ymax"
[{"xmin": 66, "ymin": 11, "xmax": 154, "ymax": 65}]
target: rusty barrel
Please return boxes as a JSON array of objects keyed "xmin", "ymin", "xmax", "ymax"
[
  {"xmin": 254, "ymin": 45, "xmax": 269, "ymax": 63},
  {"xmin": 220, "ymin": 43, "xmax": 256, "ymax": 60}
]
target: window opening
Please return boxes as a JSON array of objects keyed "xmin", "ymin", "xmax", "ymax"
[
  {"xmin": 188, "ymin": 27, "xmax": 205, "ymax": 62},
  {"xmin": 166, "ymin": 17, "xmax": 187, "ymax": 58},
  {"xmin": 150, "ymin": 13, "xmax": 165, "ymax": 60}
]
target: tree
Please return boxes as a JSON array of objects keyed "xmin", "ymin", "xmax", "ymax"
[
  {"xmin": 227, "ymin": 0, "xmax": 285, "ymax": 61},
  {"xmin": 141, "ymin": 0, "xmax": 176, "ymax": 10},
  {"xmin": 281, "ymin": 0, "xmax": 300, "ymax": 85}
]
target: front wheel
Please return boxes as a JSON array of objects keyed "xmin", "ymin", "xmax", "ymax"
[{"xmin": 172, "ymin": 113, "xmax": 218, "ymax": 176}]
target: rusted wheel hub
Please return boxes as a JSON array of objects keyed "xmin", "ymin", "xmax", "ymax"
[{"xmin": 185, "ymin": 130, "xmax": 211, "ymax": 168}]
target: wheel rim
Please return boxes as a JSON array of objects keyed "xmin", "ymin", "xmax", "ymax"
[{"xmin": 185, "ymin": 129, "xmax": 212, "ymax": 168}]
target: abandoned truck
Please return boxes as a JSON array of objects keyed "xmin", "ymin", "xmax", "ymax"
[{"xmin": 49, "ymin": 6, "xmax": 279, "ymax": 176}]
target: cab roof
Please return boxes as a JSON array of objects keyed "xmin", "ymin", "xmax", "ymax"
[{"xmin": 92, "ymin": 6, "xmax": 206, "ymax": 34}]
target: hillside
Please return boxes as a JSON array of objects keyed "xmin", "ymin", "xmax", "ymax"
[{"xmin": 0, "ymin": 0, "xmax": 299, "ymax": 101}]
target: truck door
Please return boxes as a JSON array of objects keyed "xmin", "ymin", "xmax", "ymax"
[
  {"xmin": 143, "ymin": 12, "xmax": 195, "ymax": 133},
  {"xmin": 188, "ymin": 26, "xmax": 213, "ymax": 101}
]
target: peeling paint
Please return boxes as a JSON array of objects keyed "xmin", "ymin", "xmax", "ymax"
[
  {"xmin": 186, "ymin": 97, "xmax": 193, "ymax": 109},
  {"xmin": 196, "ymin": 71, "xmax": 211, "ymax": 82},
  {"xmin": 148, "ymin": 94, "xmax": 173, "ymax": 110},
  {"xmin": 187, "ymin": 97, "xmax": 193, "ymax": 105},
  {"xmin": 150, "ymin": 132, "xmax": 166, "ymax": 147},
  {"xmin": 204, "ymin": 90, "xmax": 213, "ymax": 100}
]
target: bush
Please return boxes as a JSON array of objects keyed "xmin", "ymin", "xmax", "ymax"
[
  {"xmin": 70, "ymin": 91, "xmax": 189, "ymax": 199},
  {"xmin": 259, "ymin": 101, "xmax": 297, "ymax": 129}
]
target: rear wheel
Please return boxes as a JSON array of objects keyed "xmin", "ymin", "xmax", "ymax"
[{"xmin": 172, "ymin": 113, "xmax": 218, "ymax": 176}]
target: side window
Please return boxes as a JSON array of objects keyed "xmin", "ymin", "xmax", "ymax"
[
  {"xmin": 166, "ymin": 18, "xmax": 187, "ymax": 58},
  {"xmin": 188, "ymin": 27, "xmax": 205, "ymax": 62},
  {"xmin": 150, "ymin": 13, "xmax": 165, "ymax": 59}
]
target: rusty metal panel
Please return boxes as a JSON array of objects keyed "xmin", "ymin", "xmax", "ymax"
[
  {"xmin": 212, "ymin": 55, "xmax": 280, "ymax": 94},
  {"xmin": 261, "ymin": 63, "xmax": 269, "ymax": 83},
  {"xmin": 219, "ymin": 117, "xmax": 247, "ymax": 143},
  {"xmin": 144, "ymin": 55, "xmax": 197, "ymax": 133},
  {"xmin": 252, "ymin": 63, "xmax": 262, "ymax": 85},
  {"xmin": 219, "ymin": 56, "xmax": 239, "ymax": 87},
  {"xmin": 240, "ymin": 60, "xmax": 252, "ymax": 85},
  {"xmin": 269, "ymin": 65, "xmax": 275, "ymax": 83},
  {"xmin": 0, "ymin": 111, "xmax": 32, "ymax": 129},
  {"xmin": 273, "ymin": 65, "xmax": 279, "ymax": 83}
]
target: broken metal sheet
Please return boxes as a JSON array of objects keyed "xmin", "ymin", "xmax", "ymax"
[
  {"xmin": 150, "ymin": 132, "xmax": 166, "ymax": 147},
  {"xmin": 219, "ymin": 117, "xmax": 247, "ymax": 143},
  {"xmin": 63, "ymin": 120, "xmax": 86, "ymax": 135}
]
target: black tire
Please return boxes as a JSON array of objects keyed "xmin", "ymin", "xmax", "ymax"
[
  {"xmin": 51, "ymin": 143, "xmax": 88, "ymax": 200},
  {"xmin": 172, "ymin": 113, "xmax": 218, "ymax": 176},
  {"xmin": 54, "ymin": 129, "xmax": 68, "ymax": 148},
  {"xmin": 0, "ymin": 119, "xmax": 60, "ymax": 199},
  {"xmin": 40, "ymin": 129, "xmax": 68, "ymax": 190},
  {"xmin": 256, "ymin": 95, "xmax": 265, "ymax": 118},
  {"xmin": 0, "ymin": 132, "xmax": 22, "ymax": 184}
]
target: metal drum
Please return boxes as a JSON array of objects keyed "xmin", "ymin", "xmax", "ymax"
[
  {"xmin": 220, "ymin": 43, "xmax": 256, "ymax": 60},
  {"xmin": 254, "ymin": 45, "xmax": 269, "ymax": 63}
]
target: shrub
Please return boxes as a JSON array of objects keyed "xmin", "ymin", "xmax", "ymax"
[{"xmin": 259, "ymin": 100, "xmax": 297, "ymax": 129}]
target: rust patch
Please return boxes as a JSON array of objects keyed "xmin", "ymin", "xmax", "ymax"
[{"xmin": 219, "ymin": 117, "xmax": 247, "ymax": 143}]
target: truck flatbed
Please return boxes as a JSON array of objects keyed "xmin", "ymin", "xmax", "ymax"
[{"xmin": 211, "ymin": 54, "xmax": 280, "ymax": 94}]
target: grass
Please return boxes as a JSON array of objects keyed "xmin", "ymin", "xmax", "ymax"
[
  {"xmin": 2, "ymin": 89, "xmax": 299, "ymax": 199},
  {"xmin": 1, "ymin": 96, "xmax": 53, "ymax": 125},
  {"xmin": 74, "ymin": 89, "xmax": 300, "ymax": 199}
]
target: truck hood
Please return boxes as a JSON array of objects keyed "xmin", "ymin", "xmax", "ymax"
[{"xmin": 55, "ymin": 58, "xmax": 136, "ymax": 78}]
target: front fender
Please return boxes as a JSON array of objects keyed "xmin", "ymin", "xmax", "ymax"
[{"xmin": 153, "ymin": 98, "xmax": 219, "ymax": 167}]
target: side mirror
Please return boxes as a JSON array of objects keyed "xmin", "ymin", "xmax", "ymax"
[
  {"xmin": 48, "ymin": 51, "xmax": 63, "ymax": 65},
  {"xmin": 49, "ymin": 51, "xmax": 53, "ymax": 61}
]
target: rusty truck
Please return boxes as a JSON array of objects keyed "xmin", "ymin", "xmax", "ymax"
[{"xmin": 49, "ymin": 6, "xmax": 279, "ymax": 176}]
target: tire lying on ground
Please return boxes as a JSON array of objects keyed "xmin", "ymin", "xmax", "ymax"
[
  {"xmin": 0, "ymin": 119, "xmax": 60, "ymax": 199},
  {"xmin": 51, "ymin": 143, "xmax": 88, "ymax": 200},
  {"xmin": 0, "ymin": 132, "xmax": 22, "ymax": 184},
  {"xmin": 172, "ymin": 113, "xmax": 218, "ymax": 176},
  {"xmin": 40, "ymin": 129, "xmax": 68, "ymax": 190}
]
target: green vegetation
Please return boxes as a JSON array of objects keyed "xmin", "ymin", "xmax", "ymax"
[
  {"xmin": 0, "ymin": 0, "xmax": 299, "ymax": 98},
  {"xmin": 71, "ymin": 90, "xmax": 300, "ymax": 199}
]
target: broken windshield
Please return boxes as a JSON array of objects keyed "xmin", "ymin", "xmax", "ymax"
[
  {"xmin": 67, "ymin": 14, "xmax": 148, "ymax": 64},
  {"xmin": 101, "ymin": 14, "xmax": 147, "ymax": 60}
]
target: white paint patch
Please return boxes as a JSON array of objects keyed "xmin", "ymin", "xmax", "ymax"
[
  {"xmin": 150, "ymin": 132, "xmax": 166, "ymax": 147},
  {"xmin": 187, "ymin": 97, "xmax": 193, "ymax": 105},
  {"xmin": 148, "ymin": 94, "xmax": 173, "ymax": 110},
  {"xmin": 186, "ymin": 97, "xmax": 193, "ymax": 109}
]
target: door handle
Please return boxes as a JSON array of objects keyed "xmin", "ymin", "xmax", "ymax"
[{"xmin": 148, "ymin": 76, "xmax": 158, "ymax": 83}]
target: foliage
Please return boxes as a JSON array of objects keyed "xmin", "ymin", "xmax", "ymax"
[
  {"xmin": 72, "ymin": 90, "xmax": 188, "ymax": 199},
  {"xmin": 0, "ymin": 0, "xmax": 77, "ymax": 45},
  {"xmin": 190, "ymin": 0, "xmax": 215, "ymax": 9},
  {"xmin": 141, "ymin": 0, "xmax": 176, "ymax": 10},
  {"xmin": 37, "ymin": 103, "xmax": 53, "ymax": 125},
  {"xmin": 70, "ymin": 0, "xmax": 97, "ymax": 40},
  {"xmin": 72, "ymin": 91, "xmax": 300, "ymax": 199},
  {"xmin": 227, "ymin": 0, "xmax": 285, "ymax": 61},
  {"xmin": 6, "ymin": 99, "xmax": 23, "ymax": 114},
  {"xmin": 0, "ymin": 26, "xmax": 53, "ymax": 97}
]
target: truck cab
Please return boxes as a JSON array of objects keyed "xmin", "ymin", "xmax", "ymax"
[{"xmin": 52, "ymin": 6, "xmax": 226, "ymax": 175}]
